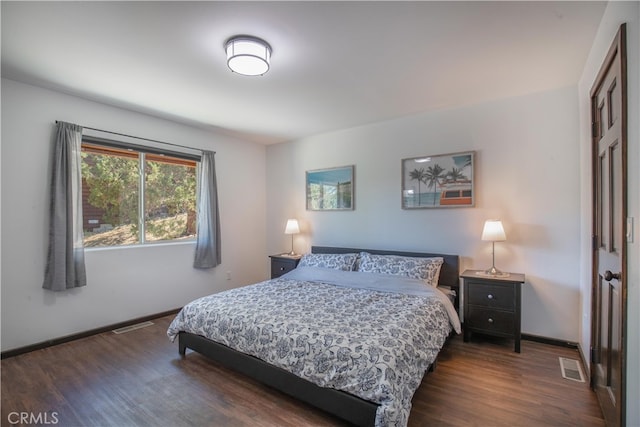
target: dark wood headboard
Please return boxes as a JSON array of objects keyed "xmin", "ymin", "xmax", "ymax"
[{"xmin": 311, "ymin": 246, "xmax": 460, "ymax": 307}]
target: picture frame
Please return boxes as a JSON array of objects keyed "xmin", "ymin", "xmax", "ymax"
[
  {"xmin": 306, "ymin": 165, "xmax": 354, "ymax": 211},
  {"xmin": 401, "ymin": 151, "xmax": 475, "ymax": 209}
]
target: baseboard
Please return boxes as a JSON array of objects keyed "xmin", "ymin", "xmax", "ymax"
[
  {"xmin": 577, "ymin": 342, "xmax": 591, "ymax": 380},
  {"xmin": 1, "ymin": 308, "xmax": 181, "ymax": 359},
  {"xmin": 521, "ymin": 333, "xmax": 578, "ymax": 349}
]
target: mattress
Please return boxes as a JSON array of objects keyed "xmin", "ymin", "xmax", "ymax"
[{"xmin": 168, "ymin": 267, "xmax": 460, "ymax": 426}]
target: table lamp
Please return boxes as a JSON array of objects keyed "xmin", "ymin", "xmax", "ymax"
[
  {"xmin": 284, "ymin": 219, "xmax": 300, "ymax": 256},
  {"xmin": 481, "ymin": 219, "xmax": 507, "ymax": 276}
]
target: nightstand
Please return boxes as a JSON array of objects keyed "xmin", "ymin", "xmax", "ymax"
[
  {"xmin": 461, "ymin": 270, "xmax": 525, "ymax": 353},
  {"xmin": 269, "ymin": 254, "xmax": 302, "ymax": 279}
]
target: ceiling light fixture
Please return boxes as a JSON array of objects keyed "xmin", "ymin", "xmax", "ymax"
[{"xmin": 225, "ymin": 36, "xmax": 271, "ymax": 76}]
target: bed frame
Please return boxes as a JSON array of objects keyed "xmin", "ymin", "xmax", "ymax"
[{"xmin": 178, "ymin": 246, "xmax": 459, "ymax": 426}]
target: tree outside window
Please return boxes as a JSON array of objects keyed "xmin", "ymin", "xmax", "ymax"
[{"xmin": 81, "ymin": 143, "xmax": 197, "ymax": 248}]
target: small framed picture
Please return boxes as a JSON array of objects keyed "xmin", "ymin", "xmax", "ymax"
[
  {"xmin": 306, "ymin": 165, "xmax": 354, "ymax": 211},
  {"xmin": 402, "ymin": 151, "xmax": 475, "ymax": 209}
]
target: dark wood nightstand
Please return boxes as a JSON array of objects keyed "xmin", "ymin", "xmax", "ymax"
[
  {"xmin": 461, "ymin": 269, "xmax": 525, "ymax": 353},
  {"xmin": 269, "ymin": 254, "xmax": 302, "ymax": 279}
]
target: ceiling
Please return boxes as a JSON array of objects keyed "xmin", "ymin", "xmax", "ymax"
[{"xmin": 1, "ymin": 1, "xmax": 607, "ymax": 145}]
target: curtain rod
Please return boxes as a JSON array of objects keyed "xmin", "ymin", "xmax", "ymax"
[{"xmin": 55, "ymin": 121, "xmax": 213, "ymax": 154}]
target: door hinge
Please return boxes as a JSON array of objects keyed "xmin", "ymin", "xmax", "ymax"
[
  {"xmin": 590, "ymin": 346, "xmax": 597, "ymax": 364},
  {"xmin": 592, "ymin": 121, "xmax": 598, "ymax": 138},
  {"xmin": 592, "ymin": 235, "xmax": 598, "ymax": 251}
]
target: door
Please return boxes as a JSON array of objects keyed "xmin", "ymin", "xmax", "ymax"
[{"xmin": 590, "ymin": 24, "xmax": 627, "ymax": 427}]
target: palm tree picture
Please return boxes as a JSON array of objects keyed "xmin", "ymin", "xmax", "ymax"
[
  {"xmin": 402, "ymin": 151, "xmax": 474, "ymax": 208},
  {"xmin": 408, "ymin": 168, "xmax": 426, "ymax": 204},
  {"xmin": 424, "ymin": 164, "xmax": 446, "ymax": 205}
]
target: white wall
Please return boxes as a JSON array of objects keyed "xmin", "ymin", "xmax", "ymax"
[
  {"xmin": 0, "ymin": 78, "xmax": 268, "ymax": 351},
  {"xmin": 578, "ymin": 2, "xmax": 639, "ymax": 425},
  {"xmin": 267, "ymin": 85, "xmax": 581, "ymax": 342}
]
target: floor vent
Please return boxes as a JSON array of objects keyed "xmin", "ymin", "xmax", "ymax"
[
  {"xmin": 559, "ymin": 357, "xmax": 585, "ymax": 382},
  {"xmin": 112, "ymin": 321, "xmax": 154, "ymax": 335}
]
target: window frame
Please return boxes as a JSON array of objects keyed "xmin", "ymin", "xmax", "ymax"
[{"xmin": 81, "ymin": 136, "xmax": 200, "ymax": 248}]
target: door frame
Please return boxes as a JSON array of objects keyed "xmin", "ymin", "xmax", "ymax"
[{"xmin": 589, "ymin": 23, "xmax": 627, "ymax": 427}]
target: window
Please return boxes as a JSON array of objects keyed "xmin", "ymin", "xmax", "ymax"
[{"xmin": 81, "ymin": 140, "xmax": 197, "ymax": 248}]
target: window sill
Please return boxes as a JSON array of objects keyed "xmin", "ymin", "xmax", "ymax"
[{"xmin": 84, "ymin": 240, "xmax": 196, "ymax": 252}]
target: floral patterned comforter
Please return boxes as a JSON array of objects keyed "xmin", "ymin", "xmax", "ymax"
[{"xmin": 167, "ymin": 267, "xmax": 460, "ymax": 427}]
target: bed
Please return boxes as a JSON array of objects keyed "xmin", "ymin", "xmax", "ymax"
[{"xmin": 167, "ymin": 246, "xmax": 460, "ymax": 427}]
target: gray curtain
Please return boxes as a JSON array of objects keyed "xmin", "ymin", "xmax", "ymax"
[
  {"xmin": 193, "ymin": 151, "xmax": 221, "ymax": 268},
  {"xmin": 43, "ymin": 121, "xmax": 87, "ymax": 291}
]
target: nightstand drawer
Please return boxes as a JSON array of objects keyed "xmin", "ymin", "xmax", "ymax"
[
  {"xmin": 271, "ymin": 260, "xmax": 296, "ymax": 277},
  {"xmin": 466, "ymin": 306, "xmax": 515, "ymax": 335},
  {"xmin": 467, "ymin": 282, "xmax": 515, "ymax": 311},
  {"xmin": 269, "ymin": 254, "xmax": 302, "ymax": 279}
]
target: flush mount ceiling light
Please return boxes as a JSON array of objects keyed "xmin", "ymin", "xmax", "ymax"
[{"xmin": 225, "ymin": 36, "xmax": 271, "ymax": 76}]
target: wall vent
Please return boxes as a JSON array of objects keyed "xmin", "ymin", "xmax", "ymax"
[
  {"xmin": 559, "ymin": 357, "xmax": 585, "ymax": 382},
  {"xmin": 112, "ymin": 321, "xmax": 154, "ymax": 335}
]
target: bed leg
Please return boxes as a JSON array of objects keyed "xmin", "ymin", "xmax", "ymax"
[{"xmin": 178, "ymin": 337, "xmax": 187, "ymax": 357}]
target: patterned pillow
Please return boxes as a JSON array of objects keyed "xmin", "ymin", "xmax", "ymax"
[
  {"xmin": 357, "ymin": 252, "xmax": 444, "ymax": 287},
  {"xmin": 298, "ymin": 253, "xmax": 358, "ymax": 271}
]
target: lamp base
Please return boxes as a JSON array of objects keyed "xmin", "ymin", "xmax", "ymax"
[
  {"xmin": 476, "ymin": 267, "xmax": 510, "ymax": 278},
  {"xmin": 279, "ymin": 252, "xmax": 300, "ymax": 258}
]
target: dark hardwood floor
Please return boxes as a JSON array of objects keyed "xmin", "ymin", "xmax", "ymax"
[{"xmin": 1, "ymin": 315, "xmax": 604, "ymax": 427}]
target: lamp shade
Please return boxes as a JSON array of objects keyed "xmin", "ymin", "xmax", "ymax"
[
  {"xmin": 481, "ymin": 220, "xmax": 506, "ymax": 242},
  {"xmin": 225, "ymin": 36, "xmax": 271, "ymax": 76},
  {"xmin": 284, "ymin": 219, "xmax": 300, "ymax": 235}
]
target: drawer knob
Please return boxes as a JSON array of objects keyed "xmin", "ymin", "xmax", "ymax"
[
  {"xmin": 280, "ymin": 267, "xmax": 285, "ymax": 271},
  {"xmin": 488, "ymin": 318, "xmax": 494, "ymax": 323},
  {"xmin": 487, "ymin": 294, "xmax": 494, "ymax": 300}
]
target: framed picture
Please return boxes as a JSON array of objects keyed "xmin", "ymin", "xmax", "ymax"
[
  {"xmin": 306, "ymin": 165, "xmax": 354, "ymax": 211},
  {"xmin": 401, "ymin": 151, "xmax": 475, "ymax": 209}
]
